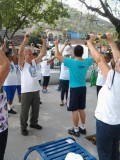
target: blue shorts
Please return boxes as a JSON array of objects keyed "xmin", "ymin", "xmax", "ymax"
[
  {"xmin": 16, "ymin": 85, "xmax": 21, "ymax": 96},
  {"xmin": 67, "ymin": 86, "xmax": 86, "ymax": 111},
  {"xmin": 3, "ymin": 86, "xmax": 16, "ymax": 101}
]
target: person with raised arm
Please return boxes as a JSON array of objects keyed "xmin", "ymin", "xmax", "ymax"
[
  {"xmin": 54, "ymin": 40, "xmax": 94, "ymax": 137},
  {"xmin": 41, "ymin": 55, "xmax": 55, "ymax": 93},
  {"xmin": 87, "ymin": 33, "xmax": 120, "ymax": 160},
  {"xmin": 59, "ymin": 40, "xmax": 71, "ymax": 106},
  {"xmin": 3, "ymin": 40, "xmax": 18, "ymax": 114},
  {"xmin": 18, "ymin": 33, "xmax": 46, "ymax": 136},
  {"xmin": 0, "ymin": 49, "xmax": 10, "ymax": 160}
]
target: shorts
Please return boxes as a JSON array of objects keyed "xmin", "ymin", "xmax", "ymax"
[
  {"xmin": 3, "ymin": 86, "xmax": 16, "ymax": 101},
  {"xmin": 67, "ymin": 86, "xmax": 86, "ymax": 111},
  {"xmin": 16, "ymin": 85, "xmax": 21, "ymax": 96}
]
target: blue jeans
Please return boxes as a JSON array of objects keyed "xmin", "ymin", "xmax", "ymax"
[{"xmin": 96, "ymin": 119, "xmax": 120, "ymax": 160}]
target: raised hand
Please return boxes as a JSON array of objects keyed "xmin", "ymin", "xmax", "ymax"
[
  {"xmin": 25, "ymin": 32, "xmax": 30, "ymax": 39},
  {"xmin": 54, "ymin": 39, "xmax": 60, "ymax": 46},
  {"xmin": 87, "ymin": 34, "xmax": 96, "ymax": 44},
  {"xmin": 41, "ymin": 36, "xmax": 47, "ymax": 44},
  {"xmin": 104, "ymin": 33, "xmax": 114, "ymax": 43}
]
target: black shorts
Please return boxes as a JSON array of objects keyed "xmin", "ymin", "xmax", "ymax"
[{"xmin": 67, "ymin": 87, "xmax": 86, "ymax": 111}]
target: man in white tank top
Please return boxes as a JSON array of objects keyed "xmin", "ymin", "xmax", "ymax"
[
  {"xmin": 18, "ymin": 33, "xmax": 46, "ymax": 136},
  {"xmin": 2, "ymin": 40, "xmax": 17, "ymax": 114}
]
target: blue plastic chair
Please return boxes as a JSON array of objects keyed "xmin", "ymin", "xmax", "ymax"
[{"xmin": 23, "ymin": 137, "xmax": 97, "ymax": 160}]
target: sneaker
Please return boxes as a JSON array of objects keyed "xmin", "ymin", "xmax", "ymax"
[
  {"xmin": 30, "ymin": 124, "xmax": 42, "ymax": 130},
  {"xmin": 8, "ymin": 109, "xmax": 17, "ymax": 114},
  {"xmin": 21, "ymin": 129, "xmax": 28, "ymax": 136},
  {"xmin": 68, "ymin": 128, "xmax": 80, "ymax": 137},
  {"xmin": 79, "ymin": 127, "xmax": 86, "ymax": 135},
  {"xmin": 42, "ymin": 89, "xmax": 44, "ymax": 92},
  {"xmin": 42, "ymin": 89, "xmax": 47, "ymax": 93},
  {"xmin": 44, "ymin": 90, "xmax": 49, "ymax": 93}
]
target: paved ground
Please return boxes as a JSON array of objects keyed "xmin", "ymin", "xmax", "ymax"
[{"xmin": 5, "ymin": 83, "xmax": 98, "ymax": 160}]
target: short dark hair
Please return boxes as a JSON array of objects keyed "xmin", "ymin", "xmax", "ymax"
[
  {"xmin": 5, "ymin": 50, "xmax": 11, "ymax": 57},
  {"xmin": 33, "ymin": 52, "xmax": 38, "ymax": 56},
  {"xmin": 104, "ymin": 52, "xmax": 113, "ymax": 59},
  {"xmin": 74, "ymin": 45, "xmax": 83, "ymax": 57}
]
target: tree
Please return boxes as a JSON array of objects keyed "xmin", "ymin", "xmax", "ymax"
[
  {"xmin": 47, "ymin": 3, "xmax": 113, "ymax": 34},
  {"xmin": 78, "ymin": 0, "xmax": 120, "ymax": 41},
  {"xmin": 0, "ymin": 0, "xmax": 69, "ymax": 39}
]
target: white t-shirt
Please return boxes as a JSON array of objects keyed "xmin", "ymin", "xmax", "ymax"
[
  {"xmin": 3, "ymin": 61, "xmax": 17, "ymax": 86},
  {"xmin": 0, "ymin": 89, "xmax": 8, "ymax": 133},
  {"xmin": 21, "ymin": 59, "xmax": 40, "ymax": 93},
  {"xmin": 96, "ymin": 67, "xmax": 105, "ymax": 86},
  {"xmin": 59, "ymin": 63, "xmax": 70, "ymax": 80},
  {"xmin": 41, "ymin": 60, "xmax": 50, "ymax": 76},
  {"xmin": 15, "ymin": 65, "xmax": 21, "ymax": 85},
  {"xmin": 96, "ymin": 62, "xmax": 112, "ymax": 86},
  {"xmin": 95, "ymin": 69, "xmax": 120, "ymax": 125},
  {"xmin": 36, "ymin": 62, "xmax": 42, "ymax": 80}
]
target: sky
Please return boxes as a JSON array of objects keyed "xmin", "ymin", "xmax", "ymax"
[
  {"xmin": 62, "ymin": 0, "xmax": 86, "ymax": 12},
  {"xmin": 62, "ymin": 0, "xmax": 82, "ymax": 9}
]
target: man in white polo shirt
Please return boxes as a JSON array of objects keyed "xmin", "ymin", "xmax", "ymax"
[{"xmin": 18, "ymin": 33, "xmax": 46, "ymax": 136}]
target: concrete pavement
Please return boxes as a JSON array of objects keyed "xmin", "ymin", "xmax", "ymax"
[{"xmin": 5, "ymin": 83, "xmax": 98, "ymax": 160}]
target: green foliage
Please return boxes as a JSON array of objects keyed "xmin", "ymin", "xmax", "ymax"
[
  {"xmin": 0, "ymin": 0, "xmax": 69, "ymax": 38},
  {"xmin": 28, "ymin": 33, "xmax": 42, "ymax": 47},
  {"xmin": 42, "ymin": 0, "xmax": 69, "ymax": 24}
]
